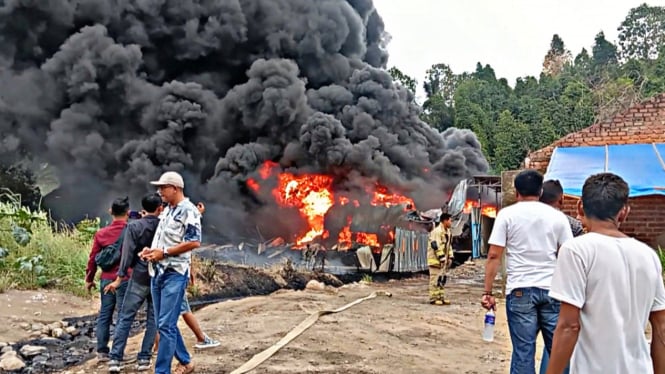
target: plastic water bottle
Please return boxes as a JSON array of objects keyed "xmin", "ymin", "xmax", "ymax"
[{"xmin": 482, "ymin": 308, "xmax": 495, "ymax": 342}]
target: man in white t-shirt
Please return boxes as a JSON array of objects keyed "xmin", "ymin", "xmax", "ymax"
[
  {"xmin": 546, "ymin": 173, "xmax": 665, "ymax": 374},
  {"xmin": 482, "ymin": 169, "xmax": 573, "ymax": 374}
]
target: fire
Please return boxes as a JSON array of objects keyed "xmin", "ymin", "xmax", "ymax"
[
  {"xmin": 463, "ymin": 200, "xmax": 497, "ymax": 218},
  {"xmin": 371, "ymin": 185, "xmax": 414, "ymax": 207},
  {"xmin": 273, "ymin": 172, "xmax": 334, "ymax": 245},
  {"xmin": 246, "ymin": 178, "xmax": 259, "ymax": 192},
  {"xmin": 248, "ymin": 161, "xmax": 413, "ymax": 247},
  {"xmin": 482, "ymin": 206, "xmax": 497, "ymax": 218},
  {"xmin": 463, "ymin": 200, "xmax": 477, "ymax": 214}
]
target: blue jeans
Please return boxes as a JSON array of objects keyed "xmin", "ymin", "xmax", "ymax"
[
  {"xmin": 506, "ymin": 287, "xmax": 560, "ymax": 374},
  {"xmin": 539, "ymin": 347, "xmax": 570, "ymax": 374},
  {"xmin": 152, "ymin": 269, "xmax": 191, "ymax": 373},
  {"xmin": 110, "ymin": 279, "xmax": 157, "ymax": 361},
  {"xmin": 97, "ymin": 278, "xmax": 128, "ymax": 354},
  {"xmin": 180, "ymin": 295, "xmax": 191, "ymax": 315}
]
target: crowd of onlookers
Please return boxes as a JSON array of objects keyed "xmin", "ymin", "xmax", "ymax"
[
  {"xmin": 482, "ymin": 170, "xmax": 665, "ymax": 374},
  {"xmin": 86, "ymin": 172, "xmax": 218, "ymax": 374}
]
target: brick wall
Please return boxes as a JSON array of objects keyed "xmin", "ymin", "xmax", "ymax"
[
  {"xmin": 522, "ymin": 93, "xmax": 665, "ymax": 247},
  {"xmin": 526, "ymin": 93, "xmax": 665, "ymax": 172},
  {"xmin": 561, "ymin": 195, "xmax": 665, "ymax": 247}
]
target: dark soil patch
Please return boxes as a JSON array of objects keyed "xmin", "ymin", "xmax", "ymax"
[{"xmin": 190, "ymin": 260, "xmax": 343, "ymax": 308}]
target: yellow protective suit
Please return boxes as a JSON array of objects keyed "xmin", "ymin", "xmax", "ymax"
[{"xmin": 426, "ymin": 223, "xmax": 453, "ymax": 304}]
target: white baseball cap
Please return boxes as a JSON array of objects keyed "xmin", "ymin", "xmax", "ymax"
[{"xmin": 150, "ymin": 171, "xmax": 185, "ymax": 189}]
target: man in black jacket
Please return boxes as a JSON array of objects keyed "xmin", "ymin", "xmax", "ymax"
[{"xmin": 105, "ymin": 193, "xmax": 163, "ymax": 372}]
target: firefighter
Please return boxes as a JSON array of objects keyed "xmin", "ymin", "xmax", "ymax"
[{"xmin": 427, "ymin": 208, "xmax": 454, "ymax": 305}]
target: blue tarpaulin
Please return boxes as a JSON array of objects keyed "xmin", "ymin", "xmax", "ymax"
[{"xmin": 544, "ymin": 143, "xmax": 665, "ymax": 197}]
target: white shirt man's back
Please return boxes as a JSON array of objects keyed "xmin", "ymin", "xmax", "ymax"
[
  {"xmin": 549, "ymin": 233, "xmax": 665, "ymax": 373},
  {"xmin": 488, "ymin": 201, "xmax": 573, "ymax": 295}
]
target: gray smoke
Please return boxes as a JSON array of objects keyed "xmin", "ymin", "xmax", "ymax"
[{"xmin": 0, "ymin": 0, "xmax": 489, "ymax": 242}]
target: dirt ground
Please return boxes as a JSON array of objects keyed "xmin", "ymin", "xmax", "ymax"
[
  {"xmin": 0, "ymin": 259, "xmax": 561, "ymax": 374},
  {"xmin": 0, "ymin": 289, "xmax": 98, "ymax": 343},
  {"xmin": 62, "ymin": 264, "xmax": 530, "ymax": 374}
]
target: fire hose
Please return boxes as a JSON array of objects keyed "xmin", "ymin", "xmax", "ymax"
[{"xmin": 229, "ymin": 290, "xmax": 393, "ymax": 374}]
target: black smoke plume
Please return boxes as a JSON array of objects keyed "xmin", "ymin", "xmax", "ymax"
[{"xmin": 0, "ymin": 0, "xmax": 488, "ymax": 242}]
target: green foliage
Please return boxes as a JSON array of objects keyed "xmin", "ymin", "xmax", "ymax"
[
  {"xmin": 592, "ymin": 31, "xmax": 618, "ymax": 68},
  {"xmin": 618, "ymin": 4, "xmax": 665, "ymax": 61},
  {"xmin": 493, "ymin": 111, "xmax": 530, "ymax": 171},
  {"xmin": 0, "ymin": 165, "xmax": 42, "ymax": 210},
  {"xmin": 76, "ymin": 217, "xmax": 101, "ymax": 243},
  {"xmin": 421, "ymin": 63, "xmax": 461, "ymax": 131},
  {"xmin": 543, "ymin": 34, "xmax": 573, "ymax": 76},
  {"xmin": 388, "ymin": 66, "xmax": 417, "ymax": 95},
  {"xmin": 0, "ymin": 194, "xmax": 92, "ymax": 296}
]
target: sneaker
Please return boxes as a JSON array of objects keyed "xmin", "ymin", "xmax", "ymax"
[
  {"xmin": 136, "ymin": 359, "xmax": 152, "ymax": 371},
  {"xmin": 98, "ymin": 353, "xmax": 110, "ymax": 362},
  {"xmin": 108, "ymin": 359, "xmax": 123, "ymax": 373},
  {"xmin": 194, "ymin": 334, "xmax": 220, "ymax": 349}
]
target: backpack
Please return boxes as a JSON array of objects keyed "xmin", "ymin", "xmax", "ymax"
[{"xmin": 95, "ymin": 226, "xmax": 127, "ymax": 272}]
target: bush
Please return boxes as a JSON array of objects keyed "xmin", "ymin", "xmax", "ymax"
[{"xmin": 0, "ymin": 190, "xmax": 96, "ymax": 296}]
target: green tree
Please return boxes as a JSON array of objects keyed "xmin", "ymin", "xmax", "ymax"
[
  {"xmin": 641, "ymin": 46, "xmax": 665, "ymax": 96},
  {"xmin": 388, "ymin": 66, "xmax": 417, "ymax": 94},
  {"xmin": 453, "ymin": 73, "xmax": 512, "ymax": 159},
  {"xmin": 618, "ymin": 4, "xmax": 665, "ymax": 61},
  {"xmin": 573, "ymin": 48, "xmax": 593, "ymax": 79},
  {"xmin": 421, "ymin": 94, "xmax": 455, "ymax": 131},
  {"xmin": 421, "ymin": 63, "xmax": 460, "ymax": 131},
  {"xmin": 423, "ymin": 63, "xmax": 458, "ymax": 105},
  {"xmin": 494, "ymin": 110, "xmax": 530, "ymax": 171},
  {"xmin": 543, "ymin": 34, "xmax": 573, "ymax": 76},
  {"xmin": 592, "ymin": 31, "xmax": 618, "ymax": 67},
  {"xmin": 560, "ymin": 80, "xmax": 595, "ymax": 133}
]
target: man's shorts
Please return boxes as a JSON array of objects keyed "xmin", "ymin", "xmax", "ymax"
[{"xmin": 180, "ymin": 294, "xmax": 191, "ymax": 315}]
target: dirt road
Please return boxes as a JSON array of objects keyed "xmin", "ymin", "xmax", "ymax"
[
  {"xmin": 68, "ymin": 266, "xmax": 519, "ymax": 374},
  {"xmin": 0, "ymin": 290, "xmax": 98, "ymax": 343}
]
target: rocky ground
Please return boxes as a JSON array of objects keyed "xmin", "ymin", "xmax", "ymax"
[{"xmin": 0, "ymin": 259, "xmax": 545, "ymax": 374}]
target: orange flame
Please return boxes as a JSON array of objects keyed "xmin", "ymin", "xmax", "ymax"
[
  {"xmin": 463, "ymin": 200, "xmax": 498, "ymax": 218},
  {"xmin": 249, "ymin": 161, "xmax": 413, "ymax": 247},
  {"xmin": 482, "ymin": 206, "xmax": 497, "ymax": 218},
  {"xmin": 371, "ymin": 185, "xmax": 414, "ymax": 208},
  {"xmin": 273, "ymin": 172, "xmax": 334, "ymax": 245}
]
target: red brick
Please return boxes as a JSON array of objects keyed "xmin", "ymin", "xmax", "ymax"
[{"xmin": 530, "ymin": 93, "xmax": 665, "ymax": 244}]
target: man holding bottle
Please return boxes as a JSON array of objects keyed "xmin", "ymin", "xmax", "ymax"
[{"xmin": 481, "ymin": 170, "xmax": 573, "ymax": 374}]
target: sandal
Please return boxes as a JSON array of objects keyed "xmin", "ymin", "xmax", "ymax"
[{"xmin": 174, "ymin": 362, "xmax": 195, "ymax": 374}]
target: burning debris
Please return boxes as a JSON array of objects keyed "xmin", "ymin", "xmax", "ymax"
[
  {"xmin": 247, "ymin": 160, "xmax": 413, "ymax": 250},
  {"xmin": 0, "ymin": 0, "xmax": 489, "ymax": 244}
]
